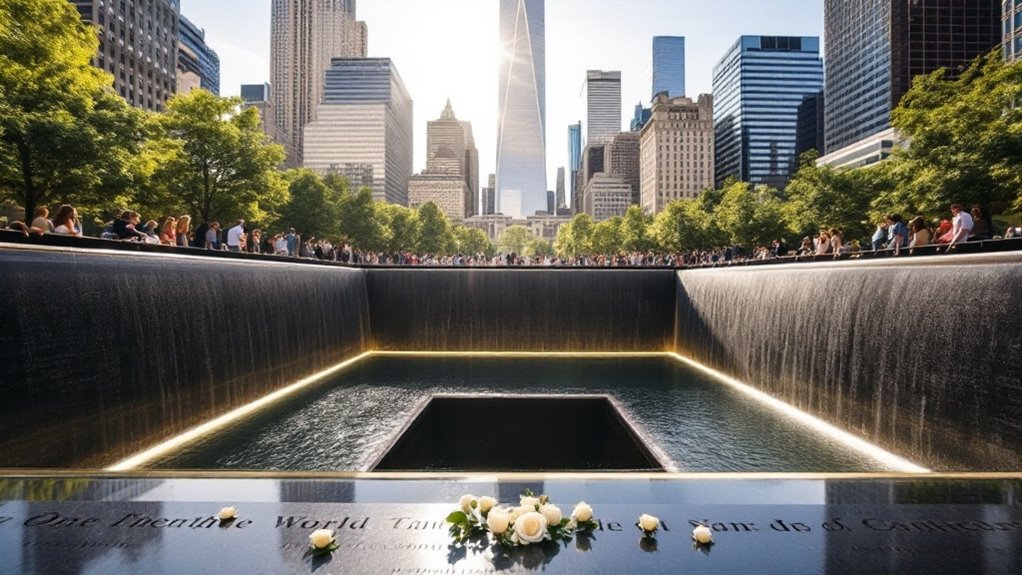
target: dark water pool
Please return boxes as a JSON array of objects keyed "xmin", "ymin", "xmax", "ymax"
[{"xmin": 148, "ymin": 356, "xmax": 900, "ymax": 472}]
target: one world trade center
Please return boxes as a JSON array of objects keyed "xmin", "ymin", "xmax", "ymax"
[{"xmin": 496, "ymin": 0, "xmax": 547, "ymax": 219}]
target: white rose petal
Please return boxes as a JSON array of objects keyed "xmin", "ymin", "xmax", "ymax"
[
  {"xmin": 309, "ymin": 529, "xmax": 335, "ymax": 549},
  {"xmin": 572, "ymin": 502, "xmax": 593, "ymax": 523},
  {"xmin": 520, "ymin": 496, "xmax": 540, "ymax": 509},
  {"xmin": 540, "ymin": 504, "xmax": 562, "ymax": 526},
  {"xmin": 513, "ymin": 511, "xmax": 548, "ymax": 544},
  {"xmin": 459, "ymin": 494, "xmax": 477, "ymax": 514},
  {"xmin": 479, "ymin": 496, "xmax": 498, "ymax": 514},
  {"xmin": 639, "ymin": 514, "xmax": 659, "ymax": 533},
  {"xmin": 217, "ymin": 506, "xmax": 237, "ymax": 520},
  {"xmin": 693, "ymin": 524, "xmax": 713, "ymax": 544},
  {"xmin": 509, "ymin": 504, "xmax": 531, "ymax": 523},
  {"xmin": 486, "ymin": 509, "xmax": 510, "ymax": 535}
]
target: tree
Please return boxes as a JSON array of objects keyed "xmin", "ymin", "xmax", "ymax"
[
  {"xmin": 339, "ymin": 187, "xmax": 386, "ymax": 250},
  {"xmin": 714, "ymin": 180, "xmax": 788, "ymax": 247},
  {"xmin": 651, "ymin": 199, "xmax": 716, "ymax": 252},
  {"xmin": 590, "ymin": 217, "xmax": 623, "ymax": 255},
  {"xmin": 416, "ymin": 201, "xmax": 455, "ymax": 255},
  {"xmin": 0, "ymin": 0, "xmax": 147, "ymax": 220},
  {"xmin": 378, "ymin": 203, "xmax": 419, "ymax": 253},
  {"xmin": 497, "ymin": 225, "xmax": 533, "ymax": 255},
  {"xmin": 889, "ymin": 52, "xmax": 1022, "ymax": 214},
  {"xmin": 275, "ymin": 169, "xmax": 345, "ymax": 239},
  {"xmin": 453, "ymin": 226, "xmax": 493, "ymax": 256},
  {"xmin": 783, "ymin": 151, "xmax": 874, "ymax": 242},
  {"xmin": 619, "ymin": 205, "xmax": 654, "ymax": 252},
  {"xmin": 555, "ymin": 213, "xmax": 595, "ymax": 257},
  {"xmin": 525, "ymin": 238, "xmax": 555, "ymax": 258},
  {"xmin": 149, "ymin": 90, "xmax": 287, "ymax": 224}
]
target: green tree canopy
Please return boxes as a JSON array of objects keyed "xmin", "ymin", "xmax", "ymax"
[
  {"xmin": 590, "ymin": 217, "xmax": 623, "ymax": 255},
  {"xmin": 555, "ymin": 213, "xmax": 595, "ymax": 257},
  {"xmin": 453, "ymin": 226, "xmax": 492, "ymax": 256},
  {"xmin": 715, "ymin": 181, "xmax": 787, "ymax": 247},
  {"xmin": 378, "ymin": 203, "xmax": 419, "ymax": 253},
  {"xmin": 415, "ymin": 201, "xmax": 455, "ymax": 255},
  {"xmin": 783, "ymin": 151, "xmax": 874, "ymax": 242},
  {"xmin": 339, "ymin": 186, "xmax": 387, "ymax": 251},
  {"xmin": 619, "ymin": 205, "xmax": 654, "ymax": 252},
  {"xmin": 148, "ymin": 90, "xmax": 287, "ymax": 224},
  {"xmin": 275, "ymin": 169, "xmax": 346, "ymax": 239},
  {"xmin": 0, "ymin": 0, "xmax": 146, "ymax": 220},
  {"xmin": 497, "ymin": 224, "xmax": 533, "ymax": 255}
]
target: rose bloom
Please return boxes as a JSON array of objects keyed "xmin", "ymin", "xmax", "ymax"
[
  {"xmin": 693, "ymin": 524, "xmax": 713, "ymax": 544},
  {"xmin": 217, "ymin": 506, "xmax": 237, "ymax": 520},
  {"xmin": 309, "ymin": 529, "xmax": 335, "ymax": 549},
  {"xmin": 638, "ymin": 514, "xmax": 659, "ymax": 533},
  {"xmin": 479, "ymin": 496, "xmax": 498, "ymax": 514},
  {"xmin": 540, "ymin": 504, "xmax": 562, "ymax": 526},
  {"xmin": 520, "ymin": 496, "xmax": 541, "ymax": 509},
  {"xmin": 513, "ymin": 512, "xmax": 548, "ymax": 544},
  {"xmin": 509, "ymin": 504, "xmax": 532, "ymax": 523},
  {"xmin": 572, "ymin": 502, "xmax": 593, "ymax": 523},
  {"xmin": 486, "ymin": 508, "xmax": 511, "ymax": 535},
  {"xmin": 459, "ymin": 494, "xmax": 476, "ymax": 514}
]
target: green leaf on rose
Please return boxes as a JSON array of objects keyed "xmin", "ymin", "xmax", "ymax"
[{"xmin": 446, "ymin": 511, "xmax": 468, "ymax": 524}]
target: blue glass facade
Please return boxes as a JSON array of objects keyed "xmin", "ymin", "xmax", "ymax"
[
  {"xmin": 568, "ymin": 121, "xmax": 582, "ymax": 208},
  {"xmin": 1004, "ymin": 0, "xmax": 1022, "ymax": 60},
  {"xmin": 179, "ymin": 14, "xmax": 220, "ymax": 95},
  {"xmin": 652, "ymin": 36, "xmax": 685, "ymax": 99},
  {"xmin": 712, "ymin": 36, "xmax": 824, "ymax": 188},
  {"xmin": 497, "ymin": 0, "xmax": 547, "ymax": 218},
  {"xmin": 825, "ymin": 0, "xmax": 1000, "ymax": 154}
]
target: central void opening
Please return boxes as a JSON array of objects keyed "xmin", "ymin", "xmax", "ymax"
[
  {"xmin": 146, "ymin": 357, "xmax": 906, "ymax": 473},
  {"xmin": 371, "ymin": 395, "xmax": 668, "ymax": 472}
]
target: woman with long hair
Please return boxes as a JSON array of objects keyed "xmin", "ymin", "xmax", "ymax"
[
  {"xmin": 52, "ymin": 205, "xmax": 80, "ymax": 236},
  {"xmin": 175, "ymin": 216, "xmax": 192, "ymax": 247},
  {"xmin": 908, "ymin": 216, "xmax": 930, "ymax": 252},
  {"xmin": 159, "ymin": 217, "xmax": 177, "ymax": 245}
]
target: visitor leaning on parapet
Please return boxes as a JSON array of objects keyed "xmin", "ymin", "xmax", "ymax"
[
  {"xmin": 205, "ymin": 221, "xmax": 221, "ymax": 250},
  {"xmin": 226, "ymin": 219, "xmax": 245, "ymax": 252},
  {"xmin": 946, "ymin": 204, "xmax": 974, "ymax": 251}
]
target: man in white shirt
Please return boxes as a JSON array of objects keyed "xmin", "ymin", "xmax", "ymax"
[
  {"xmin": 226, "ymin": 219, "xmax": 245, "ymax": 252},
  {"xmin": 947, "ymin": 204, "xmax": 973, "ymax": 250}
]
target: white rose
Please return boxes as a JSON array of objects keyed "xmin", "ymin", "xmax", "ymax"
[
  {"xmin": 479, "ymin": 496, "xmax": 498, "ymax": 514},
  {"xmin": 459, "ymin": 494, "xmax": 477, "ymax": 514},
  {"xmin": 486, "ymin": 508, "xmax": 510, "ymax": 535},
  {"xmin": 509, "ymin": 504, "xmax": 530, "ymax": 523},
  {"xmin": 572, "ymin": 502, "xmax": 593, "ymax": 523},
  {"xmin": 520, "ymin": 496, "xmax": 540, "ymax": 509},
  {"xmin": 217, "ymin": 506, "xmax": 237, "ymax": 520},
  {"xmin": 308, "ymin": 529, "xmax": 335, "ymax": 549},
  {"xmin": 540, "ymin": 504, "xmax": 562, "ymax": 526},
  {"xmin": 693, "ymin": 524, "xmax": 713, "ymax": 544},
  {"xmin": 513, "ymin": 511, "xmax": 548, "ymax": 544},
  {"xmin": 638, "ymin": 514, "xmax": 659, "ymax": 533}
]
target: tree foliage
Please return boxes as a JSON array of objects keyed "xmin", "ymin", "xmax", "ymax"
[
  {"xmin": 497, "ymin": 224, "xmax": 533, "ymax": 255},
  {"xmin": 416, "ymin": 201, "xmax": 455, "ymax": 255},
  {"xmin": 454, "ymin": 226, "xmax": 493, "ymax": 256},
  {"xmin": 275, "ymin": 168, "xmax": 345, "ymax": 239},
  {"xmin": 555, "ymin": 213, "xmax": 595, "ymax": 257}
]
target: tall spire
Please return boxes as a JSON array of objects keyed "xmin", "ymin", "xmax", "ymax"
[{"xmin": 441, "ymin": 98, "xmax": 456, "ymax": 120}]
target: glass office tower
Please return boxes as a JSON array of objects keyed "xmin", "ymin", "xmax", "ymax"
[
  {"xmin": 712, "ymin": 36, "xmax": 824, "ymax": 188},
  {"xmin": 824, "ymin": 0, "xmax": 1000, "ymax": 155},
  {"xmin": 496, "ymin": 0, "xmax": 547, "ymax": 219},
  {"xmin": 652, "ymin": 36, "xmax": 686, "ymax": 99}
]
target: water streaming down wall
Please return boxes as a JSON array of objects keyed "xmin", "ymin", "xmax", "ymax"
[
  {"xmin": 0, "ymin": 247, "xmax": 370, "ymax": 467},
  {"xmin": 674, "ymin": 254, "xmax": 1022, "ymax": 471},
  {"xmin": 366, "ymin": 269, "xmax": 677, "ymax": 352}
]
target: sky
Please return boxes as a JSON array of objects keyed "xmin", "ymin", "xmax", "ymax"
[{"xmin": 180, "ymin": 0, "xmax": 824, "ymax": 190}]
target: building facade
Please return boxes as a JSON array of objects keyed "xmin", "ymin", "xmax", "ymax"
[
  {"xmin": 825, "ymin": 0, "xmax": 1001, "ymax": 155},
  {"xmin": 497, "ymin": 0, "xmax": 547, "ymax": 219},
  {"xmin": 555, "ymin": 167, "xmax": 566, "ymax": 210},
  {"xmin": 482, "ymin": 174, "xmax": 497, "ymax": 215},
  {"xmin": 178, "ymin": 14, "xmax": 219, "ymax": 95},
  {"xmin": 583, "ymin": 174, "xmax": 633, "ymax": 222},
  {"xmin": 713, "ymin": 36, "xmax": 824, "ymax": 188},
  {"xmin": 270, "ymin": 0, "xmax": 367, "ymax": 166},
  {"xmin": 1007, "ymin": 0, "xmax": 1022, "ymax": 60},
  {"xmin": 639, "ymin": 94, "xmax": 714, "ymax": 215},
  {"xmin": 795, "ymin": 91, "xmax": 825, "ymax": 162},
  {"xmin": 241, "ymin": 83, "xmax": 292, "ymax": 150},
  {"xmin": 568, "ymin": 122, "xmax": 582, "ymax": 208},
  {"xmin": 652, "ymin": 36, "xmax": 686, "ymax": 99},
  {"xmin": 407, "ymin": 101, "xmax": 479, "ymax": 221},
  {"xmin": 71, "ymin": 0, "xmax": 179, "ymax": 111},
  {"xmin": 585, "ymin": 70, "xmax": 622, "ymax": 144},
  {"xmin": 609, "ymin": 131, "xmax": 641, "ymax": 205},
  {"xmin": 303, "ymin": 58, "xmax": 413, "ymax": 206}
]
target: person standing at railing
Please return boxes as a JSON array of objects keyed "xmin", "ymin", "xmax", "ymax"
[
  {"xmin": 947, "ymin": 204, "xmax": 973, "ymax": 251},
  {"xmin": 226, "ymin": 219, "xmax": 245, "ymax": 252},
  {"xmin": 51, "ymin": 205, "xmax": 80, "ymax": 237}
]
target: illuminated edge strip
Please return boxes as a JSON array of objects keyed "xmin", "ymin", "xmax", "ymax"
[
  {"xmin": 369, "ymin": 351, "xmax": 668, "ymax": 358},
  {"xmin": 668, "ymin": 353, "xmax": 931, "ymax": 473},
  {"xmin": 105, "ymin": 352, "xmax": 374, "ymax": 472}
]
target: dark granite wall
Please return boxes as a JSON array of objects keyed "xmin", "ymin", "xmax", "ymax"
[
  {"xmin": 0, "ymin": 247, "xmax": 370, "ymax": 468},
  {"xmin": 674, "ymin": 255, "xmax": 1022, "ymax": 471},
  {"xmin": 365, "ymin": 268, "xmax": 677, "ymax": 352}
]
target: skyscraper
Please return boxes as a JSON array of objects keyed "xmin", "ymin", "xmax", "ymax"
[
  {"xmin": 713, "ymin": 36, "xmax": 824, "ymax": 188},
  {"xmin": 652, "ymin": 36, "xmax": 686, "ymax": 99},
  {"xmin": 271, "ymin": 0, "xmax": 368, "ymax": 166},
  {"xmin": 178, "ymin": 14, "xmax": 220, "ymax": 95},
  {"xmin": 70, "ymin": 0, "xmax": 179, "ymax": 111},
  {"xmin": 824, "ymin": 0, "xmax": 1000, "ymax": 156},
  {"xmin": 1007, "ymin": 1, "xmax": 1022, "ymax": 60},
  {"xmin": 568, "ymin": 122, "xmax": 582, "ymax": 207},
  {"xmin": 585, "ymin": 70, "xmax": 622, "ymax": 144},
  {"xmin": 555, "ymin": 167, "xmax": 565, "ymax": 210},
  {"xmin": 303, "ymin": 58, "xmax": 413, "ymax": 206},
  {"xmin": 497, "ymin": 0, "xmax": 547, "ymax": 219},
  {"xmin": 408, "ymin": 101, "xmax": 478, "ymax": 221}
]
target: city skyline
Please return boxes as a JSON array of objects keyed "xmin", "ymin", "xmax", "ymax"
[{"xmin": 179, "ymin": 0, "xmax": 824, "ymax": 191}]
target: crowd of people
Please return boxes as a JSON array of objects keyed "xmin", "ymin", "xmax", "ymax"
[{"xmin": 5, "ymin": 203, "xmax": 1022, "ymax": 268}]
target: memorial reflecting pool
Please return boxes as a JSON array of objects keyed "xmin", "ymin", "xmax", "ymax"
[{"xmin": 146, "ymin": 356, "xmax": 912, "ymax": 473}]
